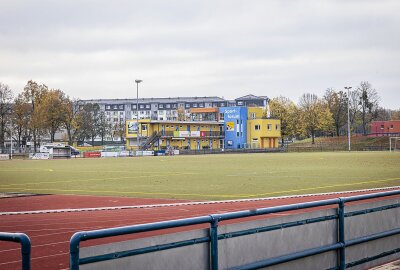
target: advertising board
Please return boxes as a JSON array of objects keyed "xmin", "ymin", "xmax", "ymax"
[{"xmin": 83, "ymin": 152, "xmax": 101, "ymax": 158}]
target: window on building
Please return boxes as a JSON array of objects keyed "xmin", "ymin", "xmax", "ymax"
[
  {"xmin": 142, "ymin": 125, "xmax": 147, "ymax": 131},
  {"xmin": 237, "ymin": 132, "xmax": 240, "ymax": 137},
  {"xmin": 193, "ymin": 103, "xmax": 198, "ymax": 108},
  {"xmin": 390, "ymin": 125, "xmax": 394, "ymax": 129},
  {"xmin": 132, "ymin": 104, "xmax": 137, "ymax": 109},
  {"xmin": 119, "ymin": 105, "xmax": 123, "ymax": 110},
  {"xmin": 199, "ymin": 103, "xmax": 204, "ymax": 107},
  {"xmin": 220, "ymin": 102, "xmax": 225, "ymax": 107},
  {"xmin": 276, "ymin": 124, "xmax": 280, "ymax": 130},
  {"xmin": 140, "ymin": 105, "xmax": 144, "ymax": 109},
  {"xmin": 380, "ymin": 125, "xmax": 384, "ymax": 130},
  {"xmin": 255, "ymin": 124, "xmax": 260, "ymax": 130},
  {"xmin": 113, "ymin": 105, "xmax": 117, "ymax": 109},
  {"xmin": 219, "ymin": 113, "xmax": 224, "ymax": 121},
  {"xmin": 106, "ymin": 105, "xmax": 111, "ymax": 110},
  {"xmin": 166, "ymin": 104, "xmax": 171, "ymax": 109},
  {"xmin": 113, "ymin": 118, "xmax": 118, "ymax": 122},
  {"xmin": 237, "ymin": 101, "xmax": 243, "ymax": 106},
  {"xmin": 250, "ymin": 112, "xmax": 256, "ymax": 119},
  {"xmin": 185, "ymin": 103, "xmax": 190, "ymax": 108},
  {"xmin": 236, "ymin": 119, "xmax": 239, "ymax": 124},
  {"xmin": 106, "ymin": 111, "xmax": 110, "ymax": 115},
  {"xmin": 119, "ymin": 112, "xmax": 124, "ymax": 115},
  {"xmin": 146, "ymin": 104, "xmax": 150, "ymax": 109},
  {"xmin": 268, "ymin": 124, "xmax": 272, "ymax": 131}
]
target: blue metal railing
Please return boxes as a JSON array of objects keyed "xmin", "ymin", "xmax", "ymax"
[
  {"xmin": 0, "ymin": 232, "xmax": 31, "ymax": 270},
  {"xmin": 69, "ymin": 189, "xmax": 400, "ymax": 270}
]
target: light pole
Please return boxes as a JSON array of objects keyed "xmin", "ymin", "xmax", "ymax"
[
  {"xmin": 345, "ymin": 86, "xmax": 352, "ymax": 151},
  {"xmin": 135, "ymin": 80, "xmax": 142, "ymax": 150},
  {"xmin": 10, "ymin": 118, "xmax": 13, "ymax": 160}
]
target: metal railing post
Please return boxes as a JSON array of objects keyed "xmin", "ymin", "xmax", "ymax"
[
  {"xmin": 210, "ymin": 215, "xmax": 219, "ymax": 270},
  {"xmin": 338, "ymin": 199, "xmax": 346, "ymax": 270},
  {"xmin": 20, "ymin": 234, "xmax": 31, "ymax": 270},
  {"xmin": 0, "ymin": 232, "xmax": 31, "ymax": 270},
  {"xmin": 70, "ymin": 232, "xmax": 83, "ymax": 270}
]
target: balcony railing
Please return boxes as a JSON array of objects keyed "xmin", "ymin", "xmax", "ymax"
[{"xmin": 159, "ymin": 131, "xmax": 225, "ymax": 138}]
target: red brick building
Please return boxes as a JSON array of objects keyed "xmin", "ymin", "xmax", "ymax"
[{"xmin": 369, "ymin": 120, "xmax": 400, "ymax": 136}]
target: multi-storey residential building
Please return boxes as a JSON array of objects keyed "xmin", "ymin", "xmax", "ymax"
[{"xmin": 81, "ymin": 96, "xmax": 227, "ymax": 122}]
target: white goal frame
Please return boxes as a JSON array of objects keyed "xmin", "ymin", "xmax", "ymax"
[{"xmin": 389, "ymin": 137, "xmax": 400, "ymax": 152}]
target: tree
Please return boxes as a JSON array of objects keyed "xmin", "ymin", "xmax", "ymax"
[
  {"xmin": 324, "ymin": 88, "xmax": 347, "ymax": 136},
  {"xmin": 348, "ymin": 89, "xmax": 360, "ymax": 133},
  {"xmin": 21, "ymin": 80, "xmax": 48, "ymax": 152},
  {"xmin": 357, "ymin": 81, "xmax": 380, "ymax": 135},
  {"xmin": 391, "ymin": 109, "xmax": 400, "ymax": 120},
  {"xmin": 113, "ymin": 121, "xmax": 126, "ymax": 143},
  {"xmin": 298, "ymin": 93, "xmax": 333, "ymax": 144},
  {"xmin": 0, "ymin": 82, "xmax": 13, "ymax": 149},
  {"xmin": 75, "ymin": 103, "xmax": 101, "ymax": 145},
  {"xmin": 13, "ymin": 95, "xmax": 32, "ymax": 150},
  {"xmin": 97, "ymin": 111, "xmax": 109, "ymax": 145},
  {"xmin": 37, "ymin": 89, "xmax": 68, "ymax": 142},
  {"xmin": 63, "ymin": 98, "xmax": 80, "ymax": 145},
  {"xmin": 268, "ymin": 96, "xmax": 299, "ymax": 144}
]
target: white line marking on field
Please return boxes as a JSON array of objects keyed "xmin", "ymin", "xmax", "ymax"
[{"xmin": 1, "ymin": 186, "xmax": 399, "ymax": 216}]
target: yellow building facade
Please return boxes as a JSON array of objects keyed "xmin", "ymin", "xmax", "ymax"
[
  {"xmin": 247, "ymin": 107, "xmax": 281, "ymax": 148},
  {"xmin": 126, "ymin": 119, "xmax": 224, "ymax": 150}
]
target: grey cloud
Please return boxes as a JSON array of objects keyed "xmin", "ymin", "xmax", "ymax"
[{"xmin": 0, "ymin": 0, "xmax": 399, "ymax": 108}]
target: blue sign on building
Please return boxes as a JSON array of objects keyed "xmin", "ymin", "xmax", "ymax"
[{"xmin": 219, "ymin": 107, "xmax": 248, "ymax": 149}]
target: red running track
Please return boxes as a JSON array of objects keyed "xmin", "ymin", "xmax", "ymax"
[{"xmin": 0, "ymin": 190, "xmax": 399, "ymax": 270}]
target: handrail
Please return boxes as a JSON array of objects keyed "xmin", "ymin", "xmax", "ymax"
[
  {"xmin": 0, "ymin": 232, "xmax": 31, "ymax": 270},
  {"xmin": 69, "ymin": 189, "xmax": 400, "ymax": 270}
]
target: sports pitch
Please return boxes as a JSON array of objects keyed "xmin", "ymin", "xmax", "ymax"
[{"xmin": 0, "ymin": 152, "xmax": 399, "ymax": 200}]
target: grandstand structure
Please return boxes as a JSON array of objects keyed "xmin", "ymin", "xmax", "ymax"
[{"xmin": 126, "ymin": 106, "xmax": 281, "ymax": 150}]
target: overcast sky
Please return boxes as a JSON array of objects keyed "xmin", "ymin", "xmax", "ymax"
[{"xmin": 1, "ymin": 0, "xmax": 399, "ymax": 108}]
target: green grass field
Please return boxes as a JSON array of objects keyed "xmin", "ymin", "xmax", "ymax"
[{"xmin": 0, "ymin": 152, "xmax": 399, "ymax": 200}]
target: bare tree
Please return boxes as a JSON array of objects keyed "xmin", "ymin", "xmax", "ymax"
[
  {"xmin": 0, "ymin": 83, "xmax": 13, "ymax": 149},
  {"xmin": 324, "ymin": 88, "xmax": 347, "ymax": 136},
  {"xmin": 298, "ymin": 93, "xmax": 333, "ymax": 144},
  {"xmin": 357, "ymin": 81, "xmax": 380, "ymax": 135}
]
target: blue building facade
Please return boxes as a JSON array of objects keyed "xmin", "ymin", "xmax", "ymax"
[{"xmin": 219, "ymin": 107, "xmax": 248, "ymax": 149}]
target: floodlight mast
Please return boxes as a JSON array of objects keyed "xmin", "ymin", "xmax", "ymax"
[
  {"xmin": 135, "ymin": 80, "xmax": 142, "ymax": 151},
  {"xmin": 345, "ymin": 86, "xmax": 352, "ymax": 151}
]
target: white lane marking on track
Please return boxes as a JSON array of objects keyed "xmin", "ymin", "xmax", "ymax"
[{"xmin": 1, "ymin": 186, "xmax": 399, "ymax": 216}]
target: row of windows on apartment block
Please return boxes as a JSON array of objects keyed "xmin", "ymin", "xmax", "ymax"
[
  {"xmin": 105, "ymin": 102, "xmax": 228, "ymax": 111},
  {"xmin": 105, "ymin": 110, "xmax": 178, "ymax": 116}
]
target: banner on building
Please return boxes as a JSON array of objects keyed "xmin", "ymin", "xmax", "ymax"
[
  {"xmin": 226, "ymin": 122, "xmax": 234, "ymax": 131},
  {"xmin": 190, "ymin": 131, "xmax": 200, "ymax": 137}
]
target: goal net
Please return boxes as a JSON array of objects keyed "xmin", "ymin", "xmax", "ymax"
[{"xmin": 389, "ymin": 137, "xmax": 400, "ymax": 152}]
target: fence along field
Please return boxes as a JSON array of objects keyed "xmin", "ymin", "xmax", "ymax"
[{"xmin": 0, "ymin": 152, "xmax": 399, "ymax": 200}]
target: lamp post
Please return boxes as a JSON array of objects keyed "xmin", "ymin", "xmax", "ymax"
[
  {"xmin": 345, "ymin": 86, "xmax": 352, "ymax": 151},
  {"xmin": 10, "ymin": 118, "xmax": 12, "ymax": 160},
  {"xmin": 135, "ymin": 80, "xmax": 142, "ymax": 150}
]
